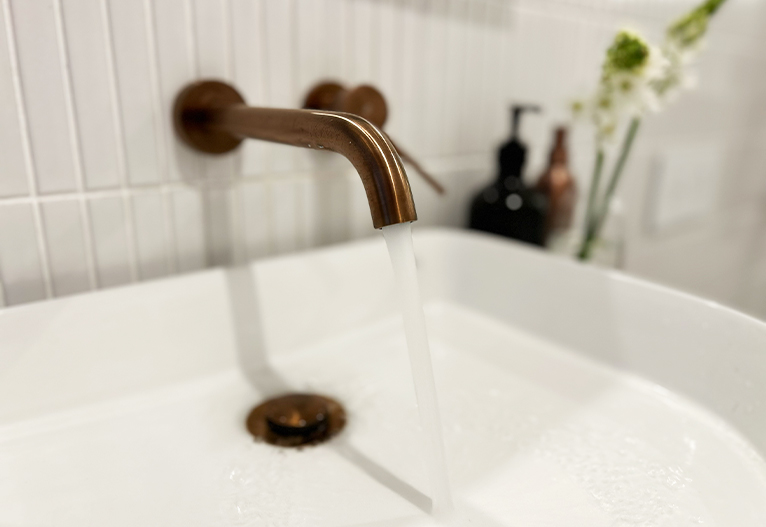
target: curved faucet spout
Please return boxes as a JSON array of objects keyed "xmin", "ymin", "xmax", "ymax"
[{"xmin": 173, "ymin": 80, "xmax": 417, "ymax": 229}]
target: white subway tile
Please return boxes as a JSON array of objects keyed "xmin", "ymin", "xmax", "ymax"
[
  {"xmin": 231, "ymin": 0, "xmax": 268, "ymax": 177},
  {"xmin": 60, "ymin": 0, "xmax": 121, "ymax": 190},
  {"xmin": 0, "ymin": 204, "xmax": 46, "ymax": 304},
  {"xmin": 293, "ymin": 0, "xmax": 333, "ymax": 173},
  {"xmin": 376, "ymin": 0, "xmax": 401, "ymax": 138},
  {"xmin": 301, "ymin": 170, "xmax": 353, "ymax": 246},
  {"xmin": 231, "ymin": 0, "xmax": 265, "ymax": 100},
  {"xmin": 269, "ymin": 177, "xmax": 300, "ymax": 253},
  {"xmin": 241, "ymin": 180, "xmax": 271, "ymax": 259},
  {"xmin": 41, "ymin": 200, "xmax": 91, "ymax": 296},
  {"xmin": 153, "ymin": 0, "xmax": 201, "ymax": 183},
  {"xmin": 397, "ymin": 2, "xmax": 422, "ymax": 152},
  {"xmin": 262, "ymin": 0, "xmax": 295, "ymax": 105},
  {"xmin": 203, "ymin": 185, "xmax": 235, "ymax": 266},
  {"xmin": 296, "ymin": 175, "xmax": 317, "ymax": 250},
  {"xmin": 479, "ymin": 2, "xmax": 505, "ymax": 152},
  {"xmin": 132, "ymin": 193, "xmax": 170, "ymax": 279},
  {"xmin": 441, "ymin": 0, "xmax": 466, "ymax": 156},
  {"xmin": 498, "ymin": 3, "xmax": 517, "ymax": 140},
  {"xmin": 192, "ymin": 0, "xmax": 229, "ymax": 78},
  {"xmin": 88, "ymin": 196, "xmax": 132, "ymax": 287},
  {"xmin": 9, "ymin": 0, "xmax": 77, "ymax": 194},
  {"xmin": 324, "ymin": 0, "xmax": 350, "ymax": 80},
  {"xmin": 107, "ymin": 0, "xmax": 161, "ymax": 186},
  {"xmin": 188, "ymin": 0, "xmax": 239, "ymax": 182},
  {"xmin": 240, "ymin": 137, "xmax": 269, "ymax": 178},
  {"xmin": 171, "ymin": 188, "xmax": 206, "ymax": 272},
  {"xmin": 348, "ymin": 170, "xmax": 376, "ymax": 240},
  {"xmin": 459, "ymin": 1, "xmax": 485, "ymax": 155},
  {"xmin": 295, "ymin": 0, "xmax": 327, "ymax": 91},
  {"xmin": 349, "ymin": 0, "xmax": 374, "ymax": 84},
  {"xmin": 262, "ymin": 0, "xmax": 297, "ymax": 173},
  {"xmin": 311, "ymin": 170, "xmax": 350, "ymax": 246},
  {"xmin": 421, "ymin": 1, "xmax": 449, "ymax": 158},
  {"xmin": 0, "ymin": 2, "xmax": 28, "ymax": 198}
]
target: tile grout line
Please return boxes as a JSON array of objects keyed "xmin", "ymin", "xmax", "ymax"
[
  {"xmin": 52, "ymin": 0, "xmax": 99, "ymax": 292},
  {"xmin": 2, "ymin": 0, "xmax": 54, "ymax": 299},
  {"xmin": 143, "ymin": 0, "xmax": 178, "ymax": 275},
  {"xmin": 101, "ymin": 0, "xmax": 140, "ymax": 283}
]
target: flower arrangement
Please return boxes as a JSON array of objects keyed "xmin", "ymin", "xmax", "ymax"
[{"xmin": 574, "ymin": 0, "xmax": 729, "ymax": 261}]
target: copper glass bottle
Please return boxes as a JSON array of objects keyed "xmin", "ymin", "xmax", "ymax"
[{"xmin": 536, "ymin": 127, "xmax": 577, "ymax": 241}]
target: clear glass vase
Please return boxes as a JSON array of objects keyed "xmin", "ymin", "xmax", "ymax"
[{"xmin": 553, "ymin": 197, "xmax": 626, "ymax": 269}]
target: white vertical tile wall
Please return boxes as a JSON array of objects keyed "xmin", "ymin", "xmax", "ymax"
[{"xmin": 1, "ymin": 0, "xmax": 766, "ymax": 320}]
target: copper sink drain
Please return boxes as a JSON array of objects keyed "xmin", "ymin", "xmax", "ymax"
[{"xmin": 246, "ymin": 393, "xmax": 346, "ymax": 447}]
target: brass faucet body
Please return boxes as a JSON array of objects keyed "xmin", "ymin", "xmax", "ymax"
[{"xmin": 173, "ymin": 80, "xmax": 417, "ymax": 229}]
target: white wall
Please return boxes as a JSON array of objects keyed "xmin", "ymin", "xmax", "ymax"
[{"xmin": 0, "ymin": 0, "xmax": 765, "ymax": 319}]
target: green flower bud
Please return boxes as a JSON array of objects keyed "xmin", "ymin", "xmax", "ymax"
[{"xmin": 604, "ymin": 31, "xmax": 650, "ymax": 74}]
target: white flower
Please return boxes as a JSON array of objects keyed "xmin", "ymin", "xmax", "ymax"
[
  {"xmin": 652, "ymin": 38, "xmax": 703, "ymax": 102},
  {"xmin": 574, "ymin": 29, "xmax": 666, "ymax": 142},
  {"xmin": 607, "ymin": 44, "xmax": 668, "ymax": 115},
  {"xmin": 651, "ymin": 0, "xmax": 727, "ymax": 103}
]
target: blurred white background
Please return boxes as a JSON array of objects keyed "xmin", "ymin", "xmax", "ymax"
[{"xmin": 0, "ymin": 0, "xmax": 765, "ymax": 318}]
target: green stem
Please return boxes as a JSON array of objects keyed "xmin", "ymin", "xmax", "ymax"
[
  {"xmin": 576, "ymin": 149, "xmax": 605, "ymax": 260},
  {"xmin": 590, "ymin": 117, "xmax": 641, "ymax": 244},
  {"xmin": 577, "ymin": 117, "xmax": 641, "ymax": 261}
]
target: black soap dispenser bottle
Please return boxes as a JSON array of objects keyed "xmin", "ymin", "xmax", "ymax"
[{"xmin": 469, "ymin": 105, "xmax": 548, "ymax": 246}]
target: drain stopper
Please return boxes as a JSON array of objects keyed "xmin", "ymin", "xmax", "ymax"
[{"xmin": 246, "ymin": 393, "xmax": 346, "ymax": 447}]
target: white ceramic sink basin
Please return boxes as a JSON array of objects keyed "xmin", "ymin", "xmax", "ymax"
[{"xmin": 2, "ymin": 228, "xmax": 766, "ymax": 526}]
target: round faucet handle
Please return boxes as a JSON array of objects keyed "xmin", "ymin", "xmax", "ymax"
[
  {"xmin": 173, "ymin": 80, "xmax": 246, "ymax": 154},
  {"xmin": 303, "ymin": 81, "xmax": 345, "ymax": 114},
  {"xmin": 304, "ymin": 82, "xmax": 388, "ymax": 128},
  {"xmin": 339, "ymin": 85, "xmax": 388, "ymax": 128},
  {"xmin": 303, "ymin": 81, "xmax": 444, "ymax": 195}
]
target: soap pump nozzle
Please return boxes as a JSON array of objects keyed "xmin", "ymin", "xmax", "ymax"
[
  {"xmin": 510, "ymin": 104, "xmax": 541, "ymax": 140},
  {"xmin": 500, "ymin": 104, "xmax": 541, "ymax": 179}
]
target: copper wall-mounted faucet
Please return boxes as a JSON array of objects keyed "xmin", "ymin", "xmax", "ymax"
[{"xmin": 173, "ymin": 80, "xmax": 417, "ymax": 229}]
